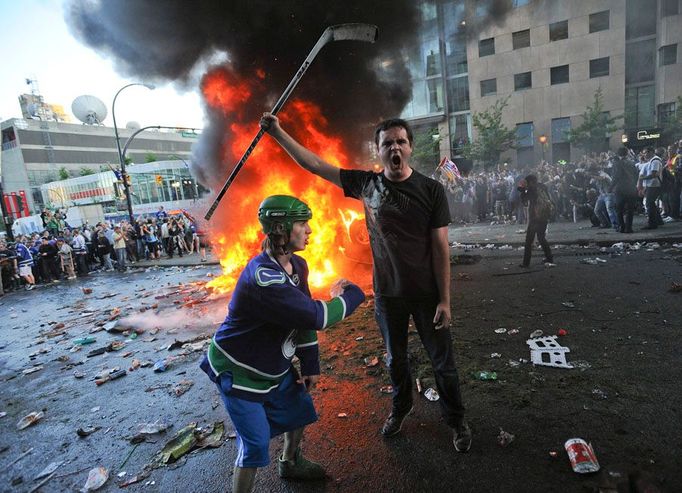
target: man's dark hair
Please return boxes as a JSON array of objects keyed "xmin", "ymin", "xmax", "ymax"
[
  {"xmin": 645, "ymin": 146, "xmax": 655, "ymax": 153},
  {"xmin": 617, "ymin": 147, "xmax": 628, "ymax": 158},
  {"xmin": 374, "ymin": 118, "xmax": 414, "ymax": 147},
  {"xmin": 655, "ymin": 146, "xmax": 666, "ymax": 157}
]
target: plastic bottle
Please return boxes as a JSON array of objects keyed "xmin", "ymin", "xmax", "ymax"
[{"xmin": 474, "ymin": 371, "xmax": 498, "ymax": 381}]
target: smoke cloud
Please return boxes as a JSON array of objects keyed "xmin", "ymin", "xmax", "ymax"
[{"xmin": 65, "ymin": 0, "xmax": 420, "ymax": 188}]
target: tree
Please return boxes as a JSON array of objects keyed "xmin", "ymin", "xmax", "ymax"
[
  {"xmin": 124, "ymin": 156, "xmax": 133, "ymax": 166},
  {"xmin": 79, "ymin": 167, "xmax": 95, "ymax": 176},
  {"xmin": 566, "ymin": 87, "xmax": 621, "ymax": 154},
  {"xmin": 144, "ymin": 153, "xmax": 157, "ymax": 163},
  {"xmin": 58, "ymin": 167, "xmax": 70, "ymax": 180},
  {"xmin": 461, "ymin": 95, "xmax": 516, "ymax": 170},
  {"xmin": 411, "ymin": 127, "xmax": 441, "ymax": 173}
]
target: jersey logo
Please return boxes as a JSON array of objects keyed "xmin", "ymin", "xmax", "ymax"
[
  {"xmin": 255, "ymin": 267, "xmax": 286, "ymax": 286},
  {"xmin": 281, "ymin": 330, "xmax": 297, "ymax": 359}
]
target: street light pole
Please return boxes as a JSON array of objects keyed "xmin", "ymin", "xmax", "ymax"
[{"xmin": 112, "ymin": 83, "xmax": 155, "ymax": 224}]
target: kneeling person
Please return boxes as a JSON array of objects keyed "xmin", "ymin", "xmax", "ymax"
[{"xmin": 200, "ymin": 195, "xmax": 365, "ymax": 493}]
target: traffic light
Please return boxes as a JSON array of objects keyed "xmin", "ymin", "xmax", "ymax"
[{"xmin": 155, "ymin": 175, "xmax": 163, "ymax": 185}]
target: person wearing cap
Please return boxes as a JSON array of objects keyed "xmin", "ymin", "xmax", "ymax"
[
  {"xmin": 200, "ymin": 195, "xmax": 365, "ymax": 493},
  {"xmin": 260, "ymin": 113, "xmax": 471, "ymax": 453}
]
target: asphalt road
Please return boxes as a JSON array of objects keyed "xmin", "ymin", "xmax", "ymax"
[{"xmin": 0, "ymin": 227, "xmax": 681, "ymax": 492}]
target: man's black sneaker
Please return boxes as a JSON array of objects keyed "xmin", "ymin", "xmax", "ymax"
[
  {"xmin": 381, "ymin": 406, "xmax": 414, "ymax": 437},
  {"xmin": 453, "ymin": 422, "xmax": 472, "ymax": 452}
]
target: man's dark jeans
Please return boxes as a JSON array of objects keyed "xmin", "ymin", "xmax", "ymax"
[
  {"xmin": 522, "ymin": 219, "xmax": 552, "ymax": 266},
  {"xmin": 374, "ymin": 295, "xmax": 465, "ymax": 428},
  {"xmin": 645, "ymin": 187, "xmax": 663, "ymax": 227},
  {"xmin": 615, "ymin": 194, "xmax": 637, "ymax": 232}
]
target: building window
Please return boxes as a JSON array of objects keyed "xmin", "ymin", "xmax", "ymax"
[
  {"xmin": 549, "ymin": 20, "xmax": 568, "ymax": 41},
  {"xmin": 514, "ymin": 72, "xmax": 532, "ymax": 91},
  {"xmin": 479, "ymin": 38, "xmax": 495, "ymax": 57},
  {"xmin": 551, "ymin": 117, "xmax": 571, "ymax": 143},
  {"xmin": 658, "ymin": 102, "xmax": 677, "ymax": 125},
  {"xmin": 625, "ymin": 85, "xmax": 655, "ymax": 129},
  {"xmin": 626, "ymin": 39, "xmax": 656, "ymax": 83},
  {"xmin": 445, "ymin": 32, "xmax": 468, "ymax": 76},
  {"xmin": 589, "ymin": 57, "xmax": 610, "ymax": 78},
  {"xmin": 512, "ymin": 29, "xmax": 531, "ymax": 50},
  {"xmin": 480, "ymin": 78, "xmax": 497, "ymax": 97},
  {"xmin": 447, "ymin": 76, "xmax": 470, "ymax": 112},
  {"xmin": 550, "ymin": 65, "xmax": 569, "ymax": 85},
  {"xmin": 589, "ymin": 10, "xmax": 609, "ymax": 33},
  {"xmin": 662, "ymin": 0, "xmax": 679, "ymax": 17},
  {"xmin": 516, "ymin": 122, "xmax": 534, "ymax": 148},
  {"xmin": 449, "ymin": 113, "xmax": 472, "ymax": 156},
  {"xmin": 626, "ymin": 0, "xmax": 656, "ymax": 39},
  {"xmin": 512, "ymin": 0, "xmax": 530, "ymax": 6},
  {"xmin": 660, "ymin": 44, "xmax": 677, "ymax": 66}
]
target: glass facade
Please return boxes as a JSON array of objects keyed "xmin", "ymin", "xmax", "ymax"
[{"xmin": 625, "ymin": 85, "xmax": 655, "ymax": 128}]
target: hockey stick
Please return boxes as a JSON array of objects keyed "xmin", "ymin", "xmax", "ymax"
[{"xmin": 204, "ymin": 23, "xmax": 378, "ymax": 220}]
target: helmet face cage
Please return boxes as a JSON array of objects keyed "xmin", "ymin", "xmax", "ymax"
[{"xmin": 258, "ymin": 195, "xmax": 312, "ymax": 236}]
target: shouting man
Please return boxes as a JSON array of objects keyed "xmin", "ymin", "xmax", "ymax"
[{"xmin": 260, "ymin": 114, "xmax": 471, "ymax": 452}]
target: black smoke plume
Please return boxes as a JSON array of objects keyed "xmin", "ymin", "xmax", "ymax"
[{"xmin": 65, "ymin": 0, "xmax": 420, "ymax": 189}]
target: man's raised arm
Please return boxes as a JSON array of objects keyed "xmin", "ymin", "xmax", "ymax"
[{"xmin": 260, "ymin": 113, "xmax": 342, "ymax": 188}]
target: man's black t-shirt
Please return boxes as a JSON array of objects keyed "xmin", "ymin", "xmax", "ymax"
[{"xmin": 340, "ymin": 169, "xmax": 450, "ymax": 298}]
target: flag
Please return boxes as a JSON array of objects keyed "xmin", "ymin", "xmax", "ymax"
[{"xmin": 437, "ymin": 157, "xmax": 461, "ymax": 183}]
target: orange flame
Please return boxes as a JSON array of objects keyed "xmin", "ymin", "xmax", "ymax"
[{"xmin": 201, "ymin": 66, "xmax": 372, "ymax": 296}]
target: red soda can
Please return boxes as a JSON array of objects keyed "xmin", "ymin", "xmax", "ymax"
[{"xmin": 564, "ymin": 438, "xmax": 600, "ymax": 473}]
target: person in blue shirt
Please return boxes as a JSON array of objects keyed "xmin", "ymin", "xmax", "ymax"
[
  {"xmin": 201, "ymin": 195, "xmax": 365, "ymax": 493},
  {"xmin": 155, "ymin": 205, "xmax": 168, "ymax": 221}
]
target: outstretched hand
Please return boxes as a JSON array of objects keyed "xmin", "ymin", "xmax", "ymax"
[
  {"xmin": 297, "ymin": 374, "xmax": 319, "ymax": 391},
  {"xmin": 433, "ymin": 301, "xmax": 451, "ymax": 330},
  {"xmin": 330, "ymin": 278, "xmax": 351, "ymax": 298}
]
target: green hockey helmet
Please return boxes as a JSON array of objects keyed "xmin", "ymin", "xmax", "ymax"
[{"xmin": 258, "ymin": 195, "xmax": 312, "ymax": 235}]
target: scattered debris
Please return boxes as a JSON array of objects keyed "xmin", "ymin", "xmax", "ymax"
[
  {"xmin": 337, "ymin": 413, "xmax": 348, "ymax": 418},
  {"xmin": 424, "ymin": 388, "xmax": 439, "ymax": 401},
  {"xmin": 565, "ymin": 438, "xmax": 600, "ymax": 473},
  {"xmin": 17, "ymin": 412, "xmax": 44, "ymax": 430},
  {"xmin": 669, "ymin": 282, "xmax": 682, "ymax": 293},
  {"xmin": 73, "ymin": 337, "xmax": 96, "ymax": 345},
  {"xmin": 77, "ymin": 426, "xmax": 101, "ymax": 438},
  {"xmin": 561, "ymin": 302, "xmax": 575, "ymax": 308},
  {"xmin": 379, "ymin": 385, "xmax": 393, "ymax": 394},
  {"xmin": 155, "ymin": 421, "xmax": 225, "ymax": 464},
  {"xmin": 83, "ymin": 466, "xmax": 109, "ymax": 491},
  {"xmin": 490, "ymin": 353, "xmax": 501, "ymax": 359},
  {"xmin": 507, "ymin": 329, "xmax": 519, "ymax": 335},
  {"xmin": 497, "ymin": 429, "xmax": 515, "ymax": 447},
  {"xmin": 364, "ymin": 356, "xmax": 379, "ymax": 367},
  {"xmin": 527, "ymin": 335, "xmax": 573, "ymax": 369},
  {"xmin": 95, "ymin": 369, "xmax": 127, "ymax": 386},
  {"xmin": 557, "ymin": 329, "xmax": 568, "ymax": 337},
  {"xmin": 473, "ymin": 371, "xmax": 497, "ymax": 381},
  {"xmin": 34, "ymin": 461, "xmax": 63, "ymax": 480},
  {"xmin": 172, "ymin": 379, "xmax": 194, "ymax": 397},
  {"xmin": 494, "ymin": 328, "xmax": 507, "ymax": 334},
  {"xmin": 415, "ymin": 378, "xmax": 422, "ymax": 393},
  {"xmin": 130, "ymin": 421, "xmax": 172, "ymax": 443},
  {"xmin": 529, "ymin": 329, "xmax": 543, "ymax": 338},
  {"xmin": 22, "ymin": 366, "xmax": 43, "ymax": 375}
]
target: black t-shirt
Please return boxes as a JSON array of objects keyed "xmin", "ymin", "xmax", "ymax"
[{"xmin": 340, "ymin": 169, "xmax": 450, "ymax": 298}]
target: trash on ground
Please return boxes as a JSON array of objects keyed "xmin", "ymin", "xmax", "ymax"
[
  {"xmin": 77, "ymin": 426, "xmax": 101, "ymax": 437},
  {"xmin": 172, "ymin": 380, "xmax": 194, "ymax": 397},
  {"xmin": 561, "ymin": 302, "xmax": 575, "ymax": 308},
  {"xmin": 497, "ymin": 429, "xmax": 515, "ymax": 447},
  {"xmin": 558, "ymin": 329, "xmax": 568, "ymax": 336},
  {"xmin": 379, "ymin": 385, "xmax": 393, "ymax": 394},
  {"xmin": 337, "ymin": 413, "xmax": 348, "ymax": 418},
  {"xmin": 508, "ymin": 329, "xmax": 519, "ymax": 335},
  {"xmin": 95, "ymin": 369, "xmax": 127, "ymax": 386},
  {"xmin": 17, "ymin": 411, "xmax": 44, "ymax": 430},
  {"xmin": 565, "ymin": 438, "xmax": 600, "ymax": 473},
  {"xmin": 473, "ymin": 371, "xmax": 498, "ymax": 381},
  {"xmin": 415, "ymin": 378, "xmax": 422, "ymax": 393},
  {"xmin": 527, "ymin": 335, "xmax": 573, "ymax": 369},
  {"xmin": 669, "ymin": 282, "xmax": 682, "ymax": 293},
  {"xmin": 424, "ymin": 388, "xmax": 440, "ymax": 401},
  {"xmin": 490, "ymin": 353, "xmax": 501, "ymax": 359},
  {"xmin": 592, "ymin": 388, "xmax": 608, "ymax": 400},
  {"xmin": 34, "ymin": 461, "xmax": 63, "ymax": 480},
  {"xmin": 74, "ymin": 337, "xmax": 96, "ymax": 345},
  {"xmin": 130, "ymin": 420, "xmax": 172, "ymax": 443},
  {"xmin": 22, "ymin": 366, "xmax": 43, "ymax": 375},
  {"xmin": 529, "ymin": 329, "xmax": 543, "ymax": 338},
  {"xmin": 155, "ymin": 421, "xmax": 225, "ymax": 465},
  {"xmin": 494, "ymin": 328, "xmax": 507, "ymax": 334},
  {"xmin": 83, "ymin": 466, "xmax": 109, "ymax": 491},
  {"xmin": 364, "ymin": 356, "xmax": 379, "ymax": 367}
]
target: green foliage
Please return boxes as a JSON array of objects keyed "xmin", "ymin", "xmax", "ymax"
[
  {"xmin": 461, "ymin": 95, "xmax": 516, "ymax": 170},
  {"xmin": 566, "ymin": 87, "xmax": 621, "ymax": 153},
  {"xmin": 79, "ymin": 167, "xmax": 95, "ymax": 176},
  {"xmin": 411, "ymin": 127, "xmax": 441, "ymax": 172},
  {"xmin": 58, "ymin": 167, "xmax": 70, "ymax": 180},
  {"xmin": 144, "ymin": 153, "xmax": 158, "ymax": 163},
  {"xmin": 124, "ymin": 156, "xmax": 133, "ymax": 165}
]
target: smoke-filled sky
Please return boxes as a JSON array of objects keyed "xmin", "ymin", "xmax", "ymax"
[{"xmin": 65, "ymin": 0, "xmax": 423, "ymax": 188}]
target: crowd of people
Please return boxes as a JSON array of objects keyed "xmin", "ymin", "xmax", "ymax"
[
  {"xmin": 440, "ymin": 141, "xmax": 682, "ymax": 232},
  {"xmin": 0, "ymin": 206, "xmax": 207, "ymax": 293}
]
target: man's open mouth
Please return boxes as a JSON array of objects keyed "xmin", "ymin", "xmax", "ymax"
[{"xmin": 391, "ymin": 155, "xmax": 401, "ymax": 165}]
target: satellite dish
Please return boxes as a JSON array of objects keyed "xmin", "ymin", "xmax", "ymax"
[
  {"xmin": 72, "ymin": 95, "xmax": 107, "ymax": 125},
  {"xmin": 126, "ymin": 121, "xmax": 141, "ymax": 130}
]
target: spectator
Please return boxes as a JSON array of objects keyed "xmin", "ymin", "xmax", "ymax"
[{"xmin": 56, "ymin": 238, "xmax": 76, "ymax": 280}]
